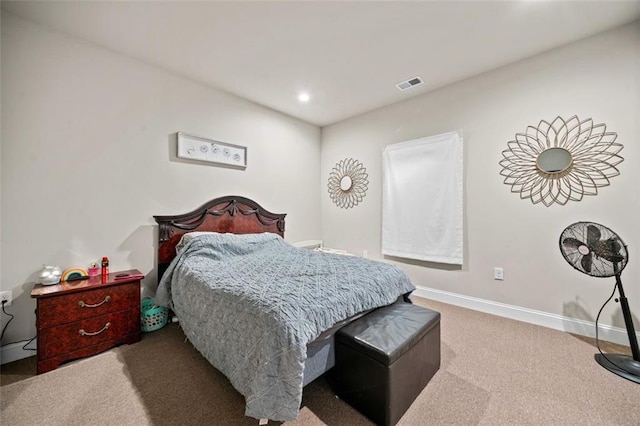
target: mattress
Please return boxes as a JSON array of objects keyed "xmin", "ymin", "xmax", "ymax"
[{"xmin": 155, "ymin": 232, "xmax": 415, "ymax": 421}]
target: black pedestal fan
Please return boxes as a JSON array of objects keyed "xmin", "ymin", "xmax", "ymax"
[{"xmin": 559, "ymin": 221, "xmax": 640, "ymax": 384}]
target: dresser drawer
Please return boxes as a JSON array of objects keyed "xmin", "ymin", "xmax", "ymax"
[
  {"xmin": 37, "ymin": 283, "xmax": 138, "ymax": 328},
  {"xmin": 38, "ymin": 309, "xmax": 139, "ymax": 359}
]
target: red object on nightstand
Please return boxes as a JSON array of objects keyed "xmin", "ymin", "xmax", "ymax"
[
  {"xmin": 30, "ymin": 269, "xmax": 143, "ymax": 374},
  {"xmin": 101, "ymin": 256, "xmax": 109, "ymax": 276}
]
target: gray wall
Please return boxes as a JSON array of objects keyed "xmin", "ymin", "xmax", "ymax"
[
  {"xmin": 321, "ymin": 22, "xmax": 639, "ymax": 331},
  {"xmin": 0, "ymin": 12, "xmax": 321, "ymax": 345}
]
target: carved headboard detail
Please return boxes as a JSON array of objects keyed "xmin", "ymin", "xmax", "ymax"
[{"xmin": 153, "ymin": 195, "xmax": 286, "ymax": 281}]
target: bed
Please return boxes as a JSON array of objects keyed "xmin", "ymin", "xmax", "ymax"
[{"xmin": 153, "ymin": 195, "xmax": 415, "ymax": 421}]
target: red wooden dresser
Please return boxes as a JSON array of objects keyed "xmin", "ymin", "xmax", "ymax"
[{"xmin": 31, "ymin": 269, "xmax": 142, "ymax": 374}]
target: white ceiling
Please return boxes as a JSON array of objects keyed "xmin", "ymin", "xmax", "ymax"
[{"xmin": 3, "ymin": 1, "xmax": 639, "ymax": 127}]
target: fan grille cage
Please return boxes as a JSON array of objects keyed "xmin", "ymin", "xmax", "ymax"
[{"xmin": 559, "ymin": 221, "xmax": 628, "ymax": 278}]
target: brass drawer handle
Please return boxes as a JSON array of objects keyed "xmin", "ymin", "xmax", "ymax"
[
  {"xmin": 78, "ymin": 295, "xmax": 111, "ymax": 308},
  {"xmin": 79, "ymin": 322, "xmax": 111, "ymax": 336}
]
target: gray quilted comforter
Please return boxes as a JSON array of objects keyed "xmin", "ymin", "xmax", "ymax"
[{"xmin": 155, "ymin": 232, "xmax": 415, "ymax": 421}]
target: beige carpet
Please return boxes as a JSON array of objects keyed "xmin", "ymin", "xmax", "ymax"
[{"xmin": 2, "ymin": 298, "xmax": 639, "ymax": 425}]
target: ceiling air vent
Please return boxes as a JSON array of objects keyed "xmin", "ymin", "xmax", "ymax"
[{"xmin": 395, "ymin": 76, "xmax": 424, "ymax": 91}]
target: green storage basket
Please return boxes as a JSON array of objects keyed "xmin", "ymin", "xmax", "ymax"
[{"xmin": 141, "ymin": 297, "xmax": 168, "ymax": 332}]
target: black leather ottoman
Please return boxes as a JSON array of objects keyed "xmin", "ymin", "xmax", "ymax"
[{"xmin": 328, "ymin": 303, "xmax": 441, "ymax": 426}]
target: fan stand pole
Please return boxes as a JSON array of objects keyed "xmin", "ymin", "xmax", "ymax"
[
  {"xmin": 615, "ymin": 275, "xmax": 640, "ymax": 362},
  {"xmin": 594, "ymin": 274, "xmax": 640, "ymax": 385}
]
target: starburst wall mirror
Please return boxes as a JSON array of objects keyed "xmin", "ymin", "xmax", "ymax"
[
  {"xmin": 499, "ymin": 116, "xmax": 624, "ymax": 207},
  {"xmin": 327, "ymin": 158, "xmax": 369, "ymax": 209}
]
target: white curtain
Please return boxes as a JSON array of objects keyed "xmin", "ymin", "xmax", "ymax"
[{"xmin": 382, "ymin": 130, "xmax": 463, "ymax": 265}]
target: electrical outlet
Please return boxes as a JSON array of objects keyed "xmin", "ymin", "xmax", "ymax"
[
  {"xmin": 362, "ymin": 250, "xmax": 368, "ymax": 258},
  {"xmin": 494, "ymin": 267, "xmax": 504, "ymax": 281},
  {"xmin": 0, "ymin": 291, "xmax": 12, "ymax": 307}
]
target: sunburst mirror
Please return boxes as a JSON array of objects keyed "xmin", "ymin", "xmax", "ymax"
[
  {"xmin": 327, "ymin": 158, "xmax": 369, "ymax": 209},
  {"xmin": 499, "ymin": 116, "xmax": 623, "ymax": 207}
]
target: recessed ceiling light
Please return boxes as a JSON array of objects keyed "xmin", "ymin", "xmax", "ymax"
[{"xmin": 298, "ymin": 93, "xmax": 310, "ymax": 102}]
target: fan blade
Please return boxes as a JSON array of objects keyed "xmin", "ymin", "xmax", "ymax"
[
  {"xmin": 562, "ymin": 237, "xmax": 584, "ymax": 249},
  {"xmin": 592, "ymin": 239, "xmax": 625, "ymax": 263},
  {"xmin": 581, "ymin": 253, "xmax": 593, "ymax": 273},
  {"xmin": 586, "ymin": 224, "xmax": 601, "ymax": 246},
  {"xmin": 608, "ymin": 238, "xmax": 622, "ymax": 254}
]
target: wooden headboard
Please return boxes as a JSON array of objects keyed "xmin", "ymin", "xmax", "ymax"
[{"xmin": 153, "ymin": 195, "xmax": 286, "ymax": 281}]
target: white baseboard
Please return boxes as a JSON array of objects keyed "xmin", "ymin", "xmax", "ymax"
[
  {"xmin": 1, "ymin": 340, "xmax": 37, "ymax": 365},
  {"xmin": 413, "ymin": 285, "xmax": 639, "ymax": 347},
  {"xmin": 3, "ymin": 287, "xmax": 635, "ymax": 364}
]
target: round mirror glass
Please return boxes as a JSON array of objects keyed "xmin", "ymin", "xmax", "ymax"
[
  {"xmin": 340, "ymin": 176, "xmax": 353, "ymax": 191},
  {"xmin": 536, "ymin": 148, "xmax": 572, "ymax": 173}
]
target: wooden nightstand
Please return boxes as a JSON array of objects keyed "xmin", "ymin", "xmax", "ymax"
[{"xmin": 30, "ymin": 269, "xmax": 143, "ymax": 374}]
